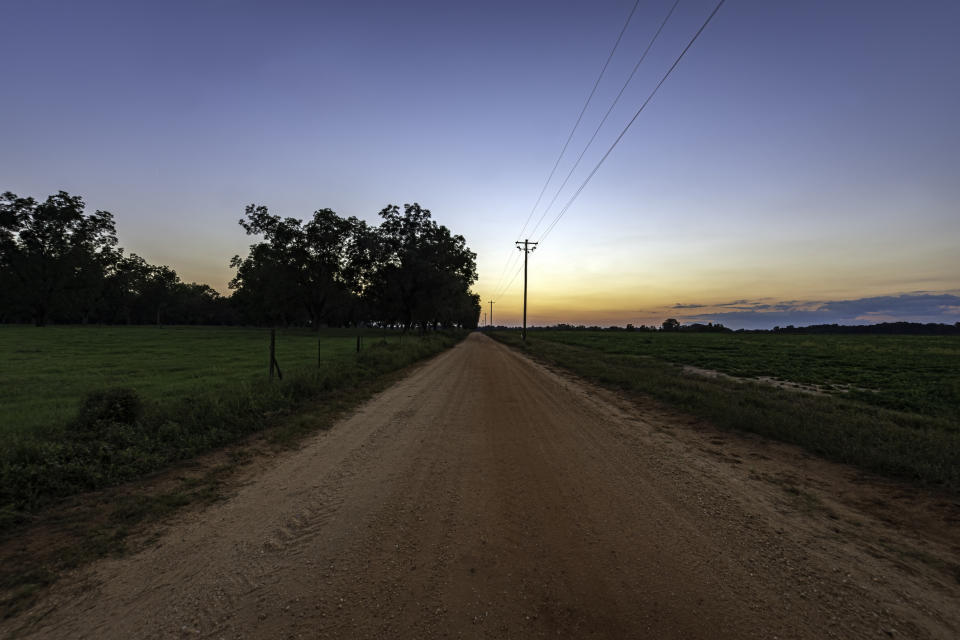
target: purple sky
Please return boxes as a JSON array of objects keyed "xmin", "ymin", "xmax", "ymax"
[{"xmin": 3, "ymin": 1, "xmax": 958, "ymax": 328}]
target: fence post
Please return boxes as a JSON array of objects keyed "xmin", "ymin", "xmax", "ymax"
[
  {"xmin": 269, "ymin": 328, "xmax": 283, "ymax": 380},
  {"xmin": 269, "ymin": 328, "xmax": 276, "ymax": 379},
  {"xmin": 356, "ymin": 334, "xmax": 361, "ymax": 353}
]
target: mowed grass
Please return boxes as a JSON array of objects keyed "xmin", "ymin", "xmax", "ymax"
[
  {"xmin": 520, "ymin": 331, "xmax": 960, "ymax": 420},
  {"xmin": 490, "ymin": 331, "xmax": 960, "ymax": 490},
  {"xmin": 0, "ymin": 326, "xmax": 400, "ymax": 439}
]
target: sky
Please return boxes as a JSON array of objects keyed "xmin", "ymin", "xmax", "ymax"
[{"xmin": 2, "ymin": 0, "xmax": 958, "ymax": 329}]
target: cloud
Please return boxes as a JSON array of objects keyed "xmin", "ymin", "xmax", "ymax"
[
  {"xmin": 715, "ymin": 299, "xmax": 758, "ymax": 307},
  {"xmin": 672, "ymin": 303, "xmax": 706, "ymax": 309},
  {"xmin": 675, "ymin": 293, "xmax": 960, "ymax": 330}
]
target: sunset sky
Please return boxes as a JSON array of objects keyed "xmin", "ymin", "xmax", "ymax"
[{"xmin": 3, "ymin": 0, "xmax": 958, "ymax": 328}]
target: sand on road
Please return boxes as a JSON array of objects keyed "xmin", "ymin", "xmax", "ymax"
[{"xmin": 6, "ymin": 333, "xmax": 959, "ymax": 639}]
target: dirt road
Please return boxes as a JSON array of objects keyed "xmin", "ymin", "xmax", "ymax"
[{"xmin": 6, "ymin": 333, "xmax": 959, "ymax": 639}]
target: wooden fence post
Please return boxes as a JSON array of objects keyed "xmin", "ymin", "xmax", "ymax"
[
  {"xmin": 269, "ymin": 328, "xmax": 283, "ymax": 380},
  {"xmin": 269, "ymin": 328, "xmax": 276, "ymax": 379}
]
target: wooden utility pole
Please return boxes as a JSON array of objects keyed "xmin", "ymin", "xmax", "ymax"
[
  {"xmin": 515, "ymin": 239, "xmax": 538, "ymax": 342},
  {"xmin": 488, "ymin": 300, "xmax": 494, "ymax": 328}
]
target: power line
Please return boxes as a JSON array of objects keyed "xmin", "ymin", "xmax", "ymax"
[
  {"xmin": 489, "ymin": 246, "xmax": 522, "ymax": 303},
  {"xmin": 538, "ymin": 0, "xmax": 726, "ymax": 244},
  {"xmin": 514, "ymin": 0, "xmax": 641, "ymax": 245},
  {"xmin": 494, "ymin": 261, "xmax": 524, "ymax": 301},
  {"xmin": 490, "ymin": 0, "xmax": 642, "ymax": 304},
  {"xmin": 527, "ymin": 0, "xmax": 681, "ymax": 240}
]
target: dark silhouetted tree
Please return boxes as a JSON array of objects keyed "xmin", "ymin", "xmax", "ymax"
[
  {"xmin": 229, "ymin": 201, "xmax": 479, "ymax": 330},
  {"xmin": 367, "ymin": 203, "xmax": 478, "ymax": 332},
  {"xmin": 662, "ymin": 318, "xmax": 680, "ymax": 332},
  {"xmin": 0, "ymin": 191, "xmax": 119, "ymax": 326},
  {"xmin": 230, "ymin": 204, "xmax": 364, "ymax": 327}
]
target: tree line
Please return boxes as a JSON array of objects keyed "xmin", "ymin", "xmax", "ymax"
[
  {"xmin": 525, "ymin": 321, "xmax": 731, "ymax": 332},
  {"xmin": 0, "ymin": 191, "xmax": 480, "ymax": 330},
  {"xmin": 229, "ymin": 201, "xmax": 480, "ymax": 330},
  {"xmin": 516, "ymin": 321, "xmax": 958, "ymax": 334},
  {"xmin": 768, "ymin": 322, "xmax": 960, "ymax": 335}
]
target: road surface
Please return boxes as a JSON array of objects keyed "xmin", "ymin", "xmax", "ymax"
[{"xmin": 6, "ymin": 333, "xmax": 959, "ymax": 638}]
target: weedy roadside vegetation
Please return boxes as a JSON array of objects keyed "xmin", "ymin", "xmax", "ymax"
[
  {"xmin": 490, "ymin": 331, "xmax": 960, "ymax": 490},
  {"xmin": 0, "ymin": 326, "xmax": 463, "ymax": 529}
]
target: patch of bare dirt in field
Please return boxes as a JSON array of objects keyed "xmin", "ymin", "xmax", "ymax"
[
  {"xmin": 3, "ymin": 333, "xmax": 958, "ymax": 639},
  {"xmin": 682, "ymin": 364, "xmax": 878, "ymax": 396}
]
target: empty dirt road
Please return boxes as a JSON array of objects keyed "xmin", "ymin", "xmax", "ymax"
[{"xmin": 6, "ymin": 333, "xmax": 960, "ymax": 639}]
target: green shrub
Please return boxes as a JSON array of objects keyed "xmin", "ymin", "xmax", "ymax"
[{"xmin": 73, "ymin": 388, "xmax": 143, "ymax": 436}]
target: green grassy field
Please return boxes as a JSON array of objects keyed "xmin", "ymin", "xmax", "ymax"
[
  {"xmin": 512, "ymin": 331, "xmax": 960, "ymax": 419},
  {"xmin": 0, "ymin": 326, "xmax": 404, "ymax": 439},
  {"xmin": 490, "ymin": 330, "xmax": 960, "ymax": 490},
  {"xmin": 0, "ymin": 325, "xmax": 462, "ymax": 518}
]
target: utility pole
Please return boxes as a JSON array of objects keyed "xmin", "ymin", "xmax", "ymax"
[
  {"xmin": 515, "ymin": 239, "xmax": 538, "ymax": 342},
  {"xmin": 488, "ymin": 300, "xmax": 495, "ymax": 328}
]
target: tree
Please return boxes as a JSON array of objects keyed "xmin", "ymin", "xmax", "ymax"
[
  {"xmin": 168, "ymin": 282, "xmax": 230, "ymax": 325},
  {"xmin": 368, "ymin": 203, "xmax": 478, "ymax": 332},
  {"xmin": 299, "ymin": 208, "xmax": 366, "ymax": 326},
  {"xmin": 140, "ymin": 263, "xmax": 180, "ymax": 325},
  {"xmin": 228, "ymin": 201, "xmax": 479, "ymax": 330},
  {"xmin": 0, "ymin": 191, "xmax": 118, "ymax": 326},
  {"xmin": 662, "ymin": 318, "xmax": 681, "ymax": 332},
  {"xmin": 230, "ymin": 204, "xmax": 361, "ymax": 327}
]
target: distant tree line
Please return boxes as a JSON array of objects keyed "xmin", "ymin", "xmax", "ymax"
[
  {"xmin": 1, "ymin": 191, "xmax": 480, "ymax": 330},
  {"xmin": 507, "ymin": 320, "xmax": 958, "ymax": 334},
  {"xmin": 524, "ymin": 320, "xmax": 731, "ymax": 333},
  {"xmin": 768, "ymin": 322, "xmax": 960, "ymax": 335}
]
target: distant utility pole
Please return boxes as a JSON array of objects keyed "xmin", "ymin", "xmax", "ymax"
[
  {"xmin": 515, "ymin": 239, "xmax": 538, "ymax": 341},
  {"xmin": 488, "ymin": 300, "xmax": 495, "ymax": 328}
]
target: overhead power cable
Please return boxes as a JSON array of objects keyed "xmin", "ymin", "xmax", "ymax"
[
  {"xmin": 494, "ymin": 262, "xmax": 524, "ymax": 301},
  {"xmin": 538, "ymin": 0, "xmax": 726, "ymax": 243},
  {"xmin": 514, "ymin": 0, "xmax": 641, "ymax": 244},
  {"xmin": 489, "ymin": 246, "xmax": 523, "ymax": 303},
  {"xmin": 490, "ymin": 0, "xmax": 641, "ymax": 303},
  {"xmin": 527, "ymin": 0, "xmax": 681, "ymax": 240}
]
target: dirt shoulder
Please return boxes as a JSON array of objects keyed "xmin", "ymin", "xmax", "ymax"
[{"xmin": 3, "ymin": 333, "xmax": 958, "ymax": 639}]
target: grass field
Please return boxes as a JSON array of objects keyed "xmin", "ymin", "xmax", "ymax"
[
  {"xmin": 0, "ymin": 325, "xmax": 462, "ymax": 519},
  {"xmin": 490, "ymin": 330, "xmax": 960, "ymax": 490},
  {"xmin": 0, "ymin": 326, "xmax": 405, "ymax": 439},
  {"xmin": 512, "ymin": 331, "xmax": 960, "ymax": 419}
]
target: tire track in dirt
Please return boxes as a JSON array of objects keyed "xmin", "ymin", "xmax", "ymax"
[{"xmin": 4, "ymin": 333, "xmax": 959, "ymax": 639}]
